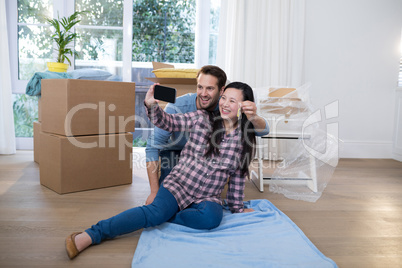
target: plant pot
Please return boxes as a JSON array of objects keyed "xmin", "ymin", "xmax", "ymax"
[{"xmin": 47, "ymin": 62, "xmax": 69, "ymax": 73}]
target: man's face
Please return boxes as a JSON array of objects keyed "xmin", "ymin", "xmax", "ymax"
[{"xmin": 196, "ymin": 73, "xmax": 223, "ymax": 111}]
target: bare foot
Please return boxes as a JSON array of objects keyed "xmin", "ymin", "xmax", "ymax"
[{"xmin": 74, "ymin": 232, "xmax": 92, "ymax": 252}]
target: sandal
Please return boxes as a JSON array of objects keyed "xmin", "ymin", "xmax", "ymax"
[{"xmin": 65, "ymin": 232, "xmax": 82, "ymax": 259}]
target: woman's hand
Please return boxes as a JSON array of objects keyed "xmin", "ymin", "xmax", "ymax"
[
  {"xmin": 240, "ymin": 100, "xmax": 267, "ymax": 132},
  {"xmin": 240, "ymin": 101, "xmax": 257, "ymax": 120},
  {"xmin": 144, "ymin": 84, "xmax": 159, "ymax": 108}
]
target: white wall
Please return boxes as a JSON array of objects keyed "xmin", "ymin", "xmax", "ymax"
[{"xmin": 304, "ymin": 0, "xmax": 402, "ymax": 158}]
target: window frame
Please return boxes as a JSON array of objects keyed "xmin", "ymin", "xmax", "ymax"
[
  {"xmin": 7, "ymin": 0, "xmax": 213, "ymax": 93},
  {"xmin": 7, "ymin": 0, "xmax": 74, "ymax": 94},
  {"xmin": 7, "ymin": 0, "xmax": 23, "ymax": 94},
  {"xmin": 6, "ymin": 0, "xmax": 216, "ymax": 149}
]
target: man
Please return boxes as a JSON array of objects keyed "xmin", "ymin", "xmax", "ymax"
[{"xmin": 145, "ymin": 65, "xmax": 269, "ymax": 204}]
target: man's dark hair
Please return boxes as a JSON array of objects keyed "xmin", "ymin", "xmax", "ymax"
[{"xmin": 197, "ymin": 65, "xmax": 227, "ymax": 90}]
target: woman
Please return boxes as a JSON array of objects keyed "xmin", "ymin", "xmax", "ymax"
[{"xmin": 66, "ymin": 82, "xmax": 257, "ymax": 259}]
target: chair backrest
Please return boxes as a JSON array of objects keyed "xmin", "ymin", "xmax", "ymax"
[{"xmin": 268, "ymin": 87, "xmax": 297, "ymax": 98}]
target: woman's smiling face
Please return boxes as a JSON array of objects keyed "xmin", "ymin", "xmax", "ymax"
[{"xmin": 219, "ymin": 87, "xmax": 244, "ymax": 124}]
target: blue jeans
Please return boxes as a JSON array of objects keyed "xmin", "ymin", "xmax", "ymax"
[
  {"xmin": 85, "ymin": 185, "xmax": 223, "ymax": 245},
  {"xmin": 159, "ymin": 150, "xmax": 181, "ymax": 184}
]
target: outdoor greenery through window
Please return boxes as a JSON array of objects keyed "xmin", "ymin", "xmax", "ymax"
[
  {"xmin": 13, "ymin": 94, "xmax": 38, "ymax": 137},
  {"xmin": 75, "ymin": 0, "xmax": 124, "ymax": 78},
  {"xmin": 14, "ymin": 0, "xmax": 51, "ymax": 137},
  {"xmin": 132, "ymin": 0, "xmax": 195, "ymax": 63},
  {"xmin": 17, "ymin": 0, "xmax": 53, "ymax": 80}
]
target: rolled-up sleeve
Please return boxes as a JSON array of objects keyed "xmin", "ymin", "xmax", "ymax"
[
  {"xmin": 226, "ymin": 168, "xmax": 245, "ymax": 213},
  {"xmin": 254, "ymin": 117, "xmax": 270, "ymax": 136}
]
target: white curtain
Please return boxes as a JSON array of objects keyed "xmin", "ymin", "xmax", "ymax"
[
  {"xmin": 217, "ymin": 0, "xmax": 305, "ymax": 88},
  {"xmin": 0, "ymin": 0, "xmax": 16, "ymax": 154}
]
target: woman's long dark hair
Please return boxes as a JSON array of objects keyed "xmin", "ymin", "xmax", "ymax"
[{"xmin": 205, "ymin": 82, "xmax": 256, "ymax": 177}]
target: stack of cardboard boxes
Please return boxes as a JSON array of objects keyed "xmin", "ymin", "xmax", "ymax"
[{"xmin": 34, "ymin": 79, "xmax": 136, "ymax": 194}]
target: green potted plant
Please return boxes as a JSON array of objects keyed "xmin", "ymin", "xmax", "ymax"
[{"xmin": 46, "ymin": 11, "xmax": 87, "ymax": 72}]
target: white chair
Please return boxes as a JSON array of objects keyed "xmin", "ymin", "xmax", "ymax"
[
  {"xmin": 250, "ymin": 133, "xmax": 318, "ymax": 193},
  {"xmin": 250, "ymin": 86, "xmax": 318, "ymax": 193}
]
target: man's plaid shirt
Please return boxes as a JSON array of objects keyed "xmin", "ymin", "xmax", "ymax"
[{"xmin": 146, "ymin": 104, "xmax": 245, "ymax": 213}]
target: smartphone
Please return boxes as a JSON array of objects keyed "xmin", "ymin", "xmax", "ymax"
[{"xmin": 154, "ymin": 85, "xmax": 177, "ymax": 103}]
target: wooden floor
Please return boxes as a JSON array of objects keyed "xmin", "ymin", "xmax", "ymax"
[{"xmin": 0, "ymin": 149, "xmax": 401, "ymax": 268}]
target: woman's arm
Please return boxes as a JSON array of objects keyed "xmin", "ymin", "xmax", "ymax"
[
  {"xmin": 144, "ymin": 84, "xmax": 206, "ymax": 132},
  {"xmin": 226, "ymin": 168, "xmax": 246, "ymax": 213},
  {"xmin": 241, "ymin": 100, "xmax": 269, "ymax": 136}
]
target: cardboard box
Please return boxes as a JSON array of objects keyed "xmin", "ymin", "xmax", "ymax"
[
  {"xmin": 41, "ymin": 79, "xmax": 136, "ymax": 136},
  {"xmin": 39, "ymin": 132, "xmax": 133, "ymax": 194},
  {"xmin": 146, "ymin": 62, "xmax": 197, "ymax": 108},
  {"xmin": 33, "ymin": 121, "xmax": 41, "ymax": 164}
]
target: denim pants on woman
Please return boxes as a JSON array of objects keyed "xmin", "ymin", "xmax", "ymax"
[
  {"xmin": 85, "ymin": 185, "xmax": 223, "ymax": 245},
  {"xmin": 159, "ymin": 150, "xmax": 181, "ymax": 184}
]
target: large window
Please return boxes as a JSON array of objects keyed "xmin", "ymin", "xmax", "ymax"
[
  {"xmin": 132, "ymin": 0, "xmax": 196, "ymax": 63},
  {"xmin": 17, "ymin": 0, "xmax": 53, "ymax": 81},
  {"xmin": 12, "ymin": 0, "xmax": 53, "ymax": 141},
  {"xmin": 7, "ymin": 0, "xmax": 221, "ymax": 148},
  {"xmin": 75, "ymin": 0, "xmax": 124, "ymax": 79},
  {"xmin": 10, "ymin": 0, "xmax": 220, "ymax": 87},
  {"xmin": 131, "ymin": 0, "xmax": 196, "ymax": 90}
]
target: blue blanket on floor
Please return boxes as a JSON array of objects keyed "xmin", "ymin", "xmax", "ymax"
[{"xmin": 132, "ymin": 199, "xmax": 337, "ymax": 268}]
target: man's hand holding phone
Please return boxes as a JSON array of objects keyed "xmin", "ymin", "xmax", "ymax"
[{"xmin": 144, "ymin": 84, "xmax": 158, "ymax": 108}]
